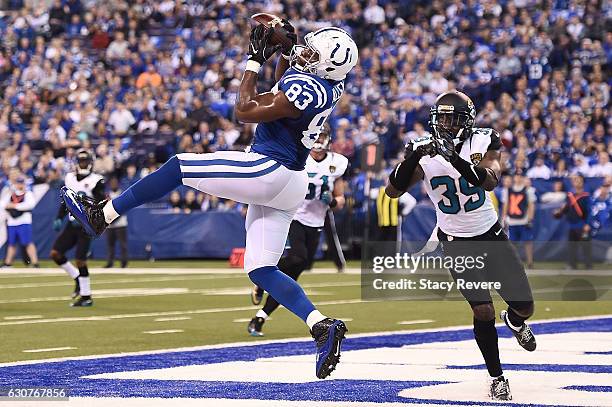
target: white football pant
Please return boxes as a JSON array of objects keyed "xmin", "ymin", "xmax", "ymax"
[{"xmin": 177, "ymin": 151, "xmax": 308, "ymax": 272}]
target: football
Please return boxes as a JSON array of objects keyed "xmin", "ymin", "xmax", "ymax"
[{"xmin": 251, "ymin": 13, "xmax": 295, "ymax": 51}]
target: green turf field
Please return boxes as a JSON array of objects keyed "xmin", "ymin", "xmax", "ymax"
[{"xmin": 1, "ymin": 261, "xmax": 610, "ymax": 363}]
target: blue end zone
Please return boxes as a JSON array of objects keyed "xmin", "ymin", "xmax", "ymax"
[{"xmin": 0, "ymin": 317, "xmax": 609, "ymax": 405}]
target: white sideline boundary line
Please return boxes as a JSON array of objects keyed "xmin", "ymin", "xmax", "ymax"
[
  {"xmin": 2, "ymin": 313, "xmax": 610, "ymax": 367},
  {"xmin": 3, "ymin": 315, "xmax": 43, "ymax": 320}
]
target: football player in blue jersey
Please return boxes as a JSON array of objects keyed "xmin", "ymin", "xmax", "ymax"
[{"xmin": 60, "ymin": 22, "xmax": 358, "ymax": 379}]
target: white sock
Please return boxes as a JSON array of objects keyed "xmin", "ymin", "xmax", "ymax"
[
  {"xmin": 255, "ymin": 310, "xmax": 268, "ymax": 319},
  {"xmin": 61, "ymin": 262, "xmax": 79, "ymax": 279},
  {"xmin": 306, "ymin": 310, "xmax": 327, "ymax": 330},
  {"xmin": 103, "ymin": 201, "xmax": 120, "ymax": 224},
  {"xmin": 78, "ymin": 276, "xmax": 91, "ymax": 296},
  {"xmin": 504, "ymin": 311, "xmax": 522, "ymax": 332}
]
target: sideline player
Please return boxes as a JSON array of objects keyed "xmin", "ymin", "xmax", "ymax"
[
  {"xmin": 501, "ymin": 169, "xmax": 536, "ymax": 268},
  {"xmin": 51, "ymin": 150, "xmax": 105, "ymax": 307},
  {"xmin": 248, "ymin": 125, "xmax": 348, "ymax": 336},
  {"xmin": 61, "ymin": 23, "xmax": 357, "ymax": 379},
  {"xmin": 385, "ymin": 91, "xmax": 536, "ymax": 400}
]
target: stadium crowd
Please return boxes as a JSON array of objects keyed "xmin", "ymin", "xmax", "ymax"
[{"xmin": 0, "ymin": 0, "xmax": 610, "ymax": 212}]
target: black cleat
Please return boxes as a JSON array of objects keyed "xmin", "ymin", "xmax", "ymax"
[
  {"xmin": 247, "ymin": 317, "xmax": 265, "ymax": 337},
  {"xmin": 311, "ymin": 318, "xmax": 348, "ymax": 379},
  {"xmin": 71, "ymin": 296, "xmax": 93, "ymax": 307},
  {"xmin": 61, "ymin": 187, "xmax": 108, "ymax": 237},
  {"xmin": 71, "ymin": 278, "xmax": 80, "ymax": 299},
  {"xmin": 501, "ymin": 310, "xmax": 536, "ymax": 351},
  {"xmin": 250, "ymin": 285, "xmax": 264, "ymax": 305},
  {"xmin": 489, "ymin": 376, "xmax": 512, "ymax": 400}
]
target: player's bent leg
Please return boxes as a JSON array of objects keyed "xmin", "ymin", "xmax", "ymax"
[
  {"xmin": 244, "ymin": 205, "xmax": 347, "ymax": 379},
  {"xmin": 62, "ymin": 155, "xmax": 184, "ymax": 237}
]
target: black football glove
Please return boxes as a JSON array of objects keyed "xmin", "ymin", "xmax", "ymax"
[
  {"xmin": 408, "ymin": 135, "xmax": 438, "ymax": 158},
  {"xmin": 280, "ymin": 18, "xmax": 297, "ymax": 57},
  {"xmin": 248, "ymin": 24, "xmax": 281, "ymax": 65},
  {"xmin": 435, "ymin": 137, "xmax": 456, "ymax": 162}
]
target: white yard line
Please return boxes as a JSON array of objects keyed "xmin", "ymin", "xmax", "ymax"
[
  {"xmin": 0, "ymin": 274, "xmax": 245, "ymax": 289},
  {"xmin": 154, "ymin": 317, "xmax": 191, "ymax": 322},
  {"xmin": 0, "ymin": 299, "xmax": 368, "ymax": 327},
  {"xmin": 0, "ymin": 281, "xmax": 358, "ymax": 305},
  {"xmin": 143, "ymin": 330, "xmax": 184, "ymax": 335},
  {"xmin": 397, "ymin": 319, "xmax": 435, "ymax": 325},
  {"xmin": 22, "ymin": 346, "xmax": 76, "ymax": 353},
  {"xmin": 0, "ymin": 267, "xmax": 362, "ymax": 275},
  {"xmin": 3, "ymin": 315, "xmax": 42, "ymax": 320},
  {"xmin": 2, "ymin": 314, "xmax": 610, "ymax": 367},
  {"xmin": 233, "ymin": 317, "xmax": 272, "ymax": 322}
]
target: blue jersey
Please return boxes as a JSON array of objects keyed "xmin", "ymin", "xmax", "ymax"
[{"xmin": 251, "ymin": 68, "xmax": 344, "ymax": 171}]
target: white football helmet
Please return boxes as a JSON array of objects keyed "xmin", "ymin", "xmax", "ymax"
[{"xmin": 290, "ymin": 27, "xmax": 358, "ymax": 81}]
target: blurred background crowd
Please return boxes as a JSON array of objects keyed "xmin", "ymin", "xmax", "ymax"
[{"xmin": 0, "ymin": 0, "xmax": 609, "ymax": 213}]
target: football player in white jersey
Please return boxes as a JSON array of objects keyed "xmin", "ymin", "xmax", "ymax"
[
  {"xmin": 248, "ymin": 125, "xmax": 348, "ymax": 336},
  {"xmin": 386, "ymin": 91, "xmax": 536, "ymax": 401},
  {"xmin": 51, "ymin": 150, "xmax": 105, "ymax": 307}
]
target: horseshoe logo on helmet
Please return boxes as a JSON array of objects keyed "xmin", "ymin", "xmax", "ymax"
[{"xmin": 330, "ymin": 43, "xmax": 350, "ymax": 66}]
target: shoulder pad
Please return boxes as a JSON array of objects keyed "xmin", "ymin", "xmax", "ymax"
[
  {"xmin": 331, "ymin": 153, "xmax": 349, "ymax": 175},
  {"xmin": 473, "ymin": 127, "xmax": 501, "ymax": 151}
]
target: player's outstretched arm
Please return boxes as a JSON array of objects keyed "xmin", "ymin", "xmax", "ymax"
[
  {"xmin": 235, "ymin": 24, "xmax": 300, "ymax": 123},
  {"xmin": 386, "ymin": 137, "xmax": 432, "ymax": 198},
  {"xmin": 386, "ymin": 165, "xmax": 424, "ymax": 198}
]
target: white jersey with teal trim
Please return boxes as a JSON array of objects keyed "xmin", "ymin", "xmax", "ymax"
[
  {"xmin": 420, "ymin": 128, "xmax": 500, "ymax": 237},
  {"xmin": 65, "ymin": 172, "xmax": 104, "ymax": 198},
  {"xmin": 294, "ymin": 152, "xmax": 348, "ymax": 228}
]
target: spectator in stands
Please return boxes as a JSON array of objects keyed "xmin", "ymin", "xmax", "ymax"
[
  {"xmin": 93, "ymin": 143, "xmax": 114, "ymax": 175},
  {"xmin": 105, "ymin": 177, "xmax": 128, "ymax": 268},
  {"xmin": 589, "ymin": 152, "xmax": 612, "ymax": 177},
  {"xmin": 136, "ymin": 111, "xmax": 159, "ymax": 135},
  {"xmin": 527, "ymin": 157, "xmax": 552, "ymax": 179},
  {"xmin": 183, "ymin": 189, "xmax": 200, "ymax": 213},
  {"xmin": 120, "ymin": 164, "xmax": 140, "ymax": 191},
  {"xmin": 168, "ymin": 190, "xmax": 183, "ymax": 213},
  {"xmin": 553, "ymin": 175, "xmax": 593, "ymax": 269},
  {"xmin": 106, "ymin": 31, "xmax": 129, "ymax": 62},
  {"xmin": 108, "ymin": 103, "xmax": 135, "ymax": 136},
  {"xmin": 136, "ymin": 64, "xmax": 163, "ymax": 89},
  {"xmin": 590, "ymin": 180, "xmax": 611, "ymax": 237},
  {"xmin": 1, "ymin": 176, "xmax": 39, "ymax": 268},
  {"xmin": 541, "ymin": 181, "xmax": 567, "ymax": 204}
]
